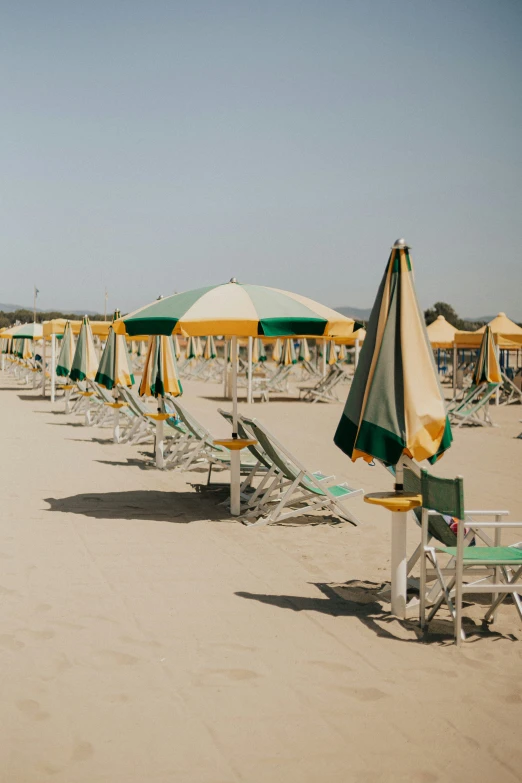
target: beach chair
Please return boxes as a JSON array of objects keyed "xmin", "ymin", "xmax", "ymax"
[
  {"xmin": 499, "ymin": 372, "xmax": 522, "ymax": 406},
  {"xmin": 117, "ymin": 386, "xmax": 158, "ymax": 444},
  {"xmin": 418, "ymin": 469, "xmax": 522, "ymax": 644},
  {"xmin": 238, "ymin": 415, "xmax": 363, "ymax": 526},
  {"xmin": 298, "ymin": 364, "xmax": 348, "ymax": 403},
  {"xmin": 448, "ymin": 382, "xmax": 499, "ymax": 427}
]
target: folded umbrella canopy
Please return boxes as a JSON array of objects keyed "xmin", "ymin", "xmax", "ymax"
[
  {"xmin": 271, "ymin": 338, "xmax": 282, "ymax": 364},
  {"xmin": 173, "ymin": 335, "xmax": 181, "ymax": 360},
  {"xmin": 252, "ymin": 337, "xmax": 267, "ymax": 363},
  {"xmin": 203, "ymin": 335, "xmax": 217, "ymax": 360},
  {"xmin": 472, "ymin": 325, "xmax": 501, "ymax": 386},
  {"xmin": 96, "ymin": 327, "xmax": 135, "ymax": 390},
  {"xmin": 297, "ymin": 338, "xmax": 311, "ymax": 363},
  {"xmin": 334, "ymin": 240, "xmax": 452, "ymax": 467},
  {"xmin": 139, "ymin": 335, "xmax": 182, "ymax": 398},
  {"xmin": 325, "ymin": 340, "xmax": 337, "ymax": 366},
  {"xmin": 279, "ymin": 339, "xmax": 297, "ymax": 366},
  {"xmin": 56, "ymin": 321, "xmax": 75, "ymax": 378},
  {"xmin": 70, "ymin": 316, "xmax": 99, "ymax": 383}
]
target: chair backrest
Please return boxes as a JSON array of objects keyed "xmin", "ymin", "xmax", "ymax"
[
  {"xmin": 219, "ymin": 409, "xmax": 273, "ymax": 469},
  {"xmin": 420, "ymin": 469, "xmax": 465, "ymax": 520},
  {"xmin": 396, "ymin": 463, "xmax": 457, "ymax": 547}
]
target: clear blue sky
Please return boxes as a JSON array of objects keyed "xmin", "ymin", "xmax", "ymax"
[{"xmin": 1, "ymin": 0, "xmax": 521, "ymax": 318}]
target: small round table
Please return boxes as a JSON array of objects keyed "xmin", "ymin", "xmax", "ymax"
[
  {"xmin": 364, "ymin": 491, "xmax": 422, "ymax": 618},
  {"xmin": 213, "ymin": 439, "xmax": 257, "ymax": 516}
]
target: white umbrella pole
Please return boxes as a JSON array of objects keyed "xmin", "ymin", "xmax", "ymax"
[
  {"xmin": 247, "ymin": 336, "xmax": 253, "ymax": 405},
  {"xmin": 230, "ymin": 335, "xmax": 241, "ymax": 516},
  {"xmin": 50, "ymin": 334, "xmax": 56, "ymax": 403},
  {"xmin": 223, "ymin": 339, "xmax": 228, "ymax": 398},
  {"xmin": 322, "ymin": 338, "xmax": 327, "ymax": 377},
  {"xmin": 354, "ymin": 338, "xmax": 360, "ymax": 370},
  {"xmin": 41, "ymin": 337, "xmax": 47, "ymax": 397},
  {"xmin": 452, "ymin": 342, "xmax": 457, "ymax": 397},
  {"xmin": 113, "ymin": 407, "xmax": 120, "ymax": 443}
]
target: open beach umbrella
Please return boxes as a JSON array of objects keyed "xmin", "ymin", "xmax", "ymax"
[
  {"xmin": 252, "ymin": 338, "xmax": 267, "ymax": 364},
  {"xmin": 0, "ymin": 322, "xmax": 43, "ymax": 340},
  {"xmin": 70, "ymin": 317, "xmax": 99, "ymax": 383},
  {"xmin": 139, "ymin": 335, "xmax": 183, "ymax": 398},
  {"xmin": 96, "ymin": 327, "xmax": 135, "ymax": 390},
  {"xmin": 334, "ymin": 239, "xmax": 452, "ymax": 468},
  {"xmin": 56, "ymin": 321, "xmax": 75, "ymax": 378},
  {"xmin": 279, "ymin": 339, "xmax": 297, "ymax": 366},
  {"xmin": 114, "ymin": 279, "xmax": 359, "ymax": 514},
  {"xmin": 325, "ymin": 340, "xmax": 337, "ymax": 366},
  {"xmin": 203, "ymin": 335, "xmax": 217, "ymax": 360},
  {"xmin": 298, "ymin": 338, "xmax": 311, "ymax": 363},
  {"xmin": 472, "ymin": 325, "xmax": 501, "ymax": 386}
]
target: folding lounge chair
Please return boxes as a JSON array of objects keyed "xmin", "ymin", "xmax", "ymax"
[
  {"xmin": 499, "ymin": 372, "xmax": 522, "ymax": 406},
  {"xmin": 117, "ymin": 386, "xmax": 158, "ymax": 444},
  {"xmin": 418, "ymin": 468, "xmax": 522, "ymax": 644},
  {"xmin": 448, "ymin": 382, "xmax": 499, "ymax": 427},
  {"xmin": 298, "ymin": 364, "xmax": 347, "ymax": 403},
  {"xmin": 238, "ymin": 415, "xmax": 363, "ymax": 526}
]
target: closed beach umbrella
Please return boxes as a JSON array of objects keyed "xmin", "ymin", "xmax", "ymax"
[
  {"xmin": 325, "ymin": 340, "xmax": 337, "ymax": 365},
  {"xmin": 139, "ymin": 335, "xmax": 183, "ymax": 398},
  {"xmin": 252, "ymin": 338, "xmax": 267, "ymax": 363},
  {"xmin": 96, "ymin": 327, "xmax": 135, "ymax": 390},
  {"xmin": 298, "ymin": 338, "xmax": 311, "ymax": 363},
  {"xmin": 272, "ymin": 338, "xmax": 282, "ymax": 363},
  {"xmin": 203, "ymin": 335, "xmax": 217, "ymax": 360},
  {"xmin": 334, "ymin": 240, "xmax": 452, "ymax": 467},
  {"xmin": 195, "ymin": 336, "xmax": 203, "ymax": 358},
  {"xmin": 70, "ymin": 316, "xmax": 98, "ymax": 383},
  {"xmin": 186, "ymin": 336, "xmax": 197, "ymax": 360},
  {"xmin": 338, "ymin": 343, "xmax": 347, "ymax": 362},
  {"xmin": 173, "ymin": 335, "xmax": 181, "ymax": 360},
  {"xmin": 472, "ymin": 325, "xmax": 501, "ymax": 386},
  {"xmin": 56, "ymin": 321, "xmax": 75, "ymax": 378},
  {"xmin": 279, "ymin": 339, "xmax": 297, "ymax": 366}
]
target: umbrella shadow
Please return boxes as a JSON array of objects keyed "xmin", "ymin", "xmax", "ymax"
[
  {"xmin": 44, "ymin": 489, "xmax": 226, "ymax": 524},
  {"xmin": 235, "ymin": 581, "xmax": 513, "ymax": 645}
]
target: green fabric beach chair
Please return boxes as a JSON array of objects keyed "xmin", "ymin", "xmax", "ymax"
[
  {"xmin": 447, "ymin": 382, "xmax": 499, "ymax": 427},
  {"xmin": 418, "ymin": 469, "xmax": 522, "ymax": 644}
]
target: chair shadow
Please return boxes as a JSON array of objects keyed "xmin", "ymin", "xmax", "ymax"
[
  {"xmin": 235, "ymin": 581, "xmax": 512, "ymax": 645},
  {"xmin": 44, "ymin": 489, "xmax": 226, "ymax": 523},
  {"xmin": 95, "ymin": 458, "xmax": 156, "ymax": 471}
]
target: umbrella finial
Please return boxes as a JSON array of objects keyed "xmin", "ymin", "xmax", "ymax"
[
  {"xmin": 229, "ymin": 277, "xmax": 238, "ymax": 284},
  {"xmin": 392, "ymin": 238, "xmax": 409, "ymax": 249}
]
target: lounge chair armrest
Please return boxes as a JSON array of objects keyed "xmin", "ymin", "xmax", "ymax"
[
  {"xmin": 464, "ymin": 510, "xmax": 509, "ymax": 517},
  {"xmin": 465, "ymin": 522, "xmax": 522, "ymax": 528}
]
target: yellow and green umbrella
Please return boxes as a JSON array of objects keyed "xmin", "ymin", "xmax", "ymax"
[
  {"xmin": 334, "ymin": 240, "xmax": 452, "ymax": 467},
  {"xmin": 252, "ymin": 337, "xmax": 267, "ymax": 363},
  {"xmin": 139, "ymin": 335, "xmax": 182, "ymax": 398},
  {"xmin": 173, "ymin": 335, "xmax": 181, "ymax": 360},
  {"xmin": 56, "ymin": 321, "xmax": 75, "ymax": 378},
  {"xmin": 472, "ymin": 325, "xmax": 501, "ymax": 386},
  {"xmin": 203, "ymin": 335, "xmax": 217, "ymax": 360},
  {"xmin": 70, "ymin": 316, "xmax": 99, "ymax": 383},
  {"xmin": 279, "ymin": 338, "xmax": 297, "ymax": 366},
  {"xmin": 325, "ymin": 340, "xmax": 337, "ymax": 366},
  {"xmin": 113, "ymin": 280, "xmax": 359, "ymax": 338},
  {"xmin": 186, "ymin": 335, "xmax": 203, "ymax": 360},
  {"xmin": 338, "ymin": 343, "xmax": 347, "ymax": 362},
  {"xmin": 297, "ymin": 338, "xmax": 311, "ymax": 363},
  {"xmin": 271, "ymin": 338, "xmax": 282, "ymax": 363},
  {"xmin": 96, "ymin": 327, "xmax": 135, "ymax": 389}
]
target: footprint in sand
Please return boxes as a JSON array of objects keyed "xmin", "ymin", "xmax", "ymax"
[
  {"xmin": 26, "ymin": 629, "xmax": 55, "ymax": 641},
  {"xmin": 0, "ymin": 584, "xmax": 17, "ymax": 596},
  {"xmin": 307, "ymin": 660, "xmax": 354, "ymax": 674},
  {"xmin": 17, "ymin": 700, "xmax": 50, "ymax": 721},
  {"xmin": 195, "ymin": 668, "xmax": 261, "ymax": 685},
  {"xmin": 71, "ymin": 740, "xmax": 94, "ymax": 762},
  {"xmin": 344, "ymin": 687, "xmax": 388, "ymax": 702},
  {"xmin": 0, "ymin": 634, "xmax": 24, "ymax": 651},
  {"xmin": 92, "ymin": 650, "xmax": 141, "ymax": 667}
]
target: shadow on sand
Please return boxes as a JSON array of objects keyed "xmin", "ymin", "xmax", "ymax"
[
  {"xmin": 236, "ymin": 581, "xmax": 514, "ymax": 645},
  {"xmin": 45, "ymin": 489, "xmax": 226, "ymax": 524}
]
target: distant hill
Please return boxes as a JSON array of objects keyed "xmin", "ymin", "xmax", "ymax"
[
  {"xmin": 0, "ymin": 303, "xmax": 99, "ymax": 316},
  {"xmin": 334, "ymin": 306, "xmax": 371, "ymax": 321}
]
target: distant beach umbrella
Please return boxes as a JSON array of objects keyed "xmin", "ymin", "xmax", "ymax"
[
  {"xmin": 173, "ymin": 334, "xmax": 181, "ymax": 360},
  {"xmin": 325, "ymin": 340, "xmax": 337, "ymax": 365},
  {"xmin": 472, "ymin": 325, "xmax": 501, "ymax": 386},
  {"xmin": 56, "ymin": 321, "xmax": 75, "ymax": 378},
  {"xmin": 139, "ymin": 335, "xmax": 183, "ymax": 398},
  {"xmin": 70, "ymin": 316, "xmax": 98, "ymax": 383},
  {"xmin": 334, "ymin": 240, "xmax": 452, "ymax": 466},
  {"xmin": 252, "ymin": 338, "xmax": 267, "ymax": 364},
  {"xmin": 203, "ymin": 335, "xmax": 217, "ymax": 360},
  {"xmin": 279, "ymin": 338, "xmax": 297, "ymax": 366},
  {"xmin": 95, "ymin": 326, "xmax": 135, "ymax": 390},
  {"xmin": 338, "ymin": 343, "xmax": 347, "ymax": 362},
  {"xmin": 195, "ymin": 336, "xmax": 203, "ymax": 358},
  {"xmin": 298, "ymin": 338, "xmax": 311, "ymax": 363},
  {"xmin": 186, "ymin": 336, "xmax": 197, "ymax": 360},
  {"xmin": 272, "ymin": 338, "xmax": 282, "ymax": 363}
]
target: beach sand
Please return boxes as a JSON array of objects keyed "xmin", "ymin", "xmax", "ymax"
[{"xmin": 0, "ymin": 373, "xmax": 521, "ymax": 782}]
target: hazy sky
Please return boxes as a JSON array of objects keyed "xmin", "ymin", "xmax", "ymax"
[{"xmin": 1, "ymin": 0, "xmax": 521, "ymax": 318}]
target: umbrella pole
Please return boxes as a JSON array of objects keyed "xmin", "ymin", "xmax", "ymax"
[
  {"xmin": 322, "ymin": 338, "xmax": 327, "ymax": 377},
  {"xmin": 155, "ymin": 396, "xmax": 165, "ymax": 469},
  {"xmin": 41, "ymin": 337, "xmax": 47, "ymax": 397},
  {"xmin": 354, "ymin": 338, "xmax": 360, "ymax": 371},
  {"xmin": 247, "ymin": 336, "xmax": 253, "ymax": 405},
  {"xmin": 230, "ymin": 335, "xmax": 241, "ymax": 516},
  {"xmin": 50, "ymin": 334, "xmax": 56, "ymax": 403},
  {"xmin": 223, "ymin": 339, "xmax": 228, "ymax": 398}
]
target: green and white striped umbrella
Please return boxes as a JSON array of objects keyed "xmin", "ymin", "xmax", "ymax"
[
  {"xmin": 334, "ymin": 240, "xmax": 452, "ymax": 467},
  {"xmin": 56, "ymin": 321, "xmax": 75, "ymax": 378},
  {"xmin": 252, "ymin": 338, "xmax": 267, "ymax": 363},
  {"xmin": 279, "ymin": 339, "xmax": 297, "ymax": 366},
  {"xmin": 297, "ymin": 338, "xmax": 311, "ymax": 363},
  {"xmin": 113, "ymin": 279, "xmax": 359, "ymax": 338},
  {"xmin": 70, "ymin": 316, "xmax": 98, "ymax": 383},
  {"xmin": 139, "ymin": 335, "xmax": 183, "ymax": 398},
  {"xmin": 203, "ymin": 335, "xmax": 217, "ymax": 360},
  {"xmin": 472, "ymin": 325, "xmax": 501, "ymax": 386},
  {"xmin": 96, "ymin": 327, "xmax": 135, "ymax": 390}
]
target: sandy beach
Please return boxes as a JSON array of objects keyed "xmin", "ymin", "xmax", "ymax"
[{"xmin": 1, "ymin": 373, "xmax": 521, "ymax": 783}]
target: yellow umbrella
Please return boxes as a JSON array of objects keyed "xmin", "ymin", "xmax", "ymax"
[{"xmin": 426, "ymin": 315, "xmax": 460, "ymax": 349}]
